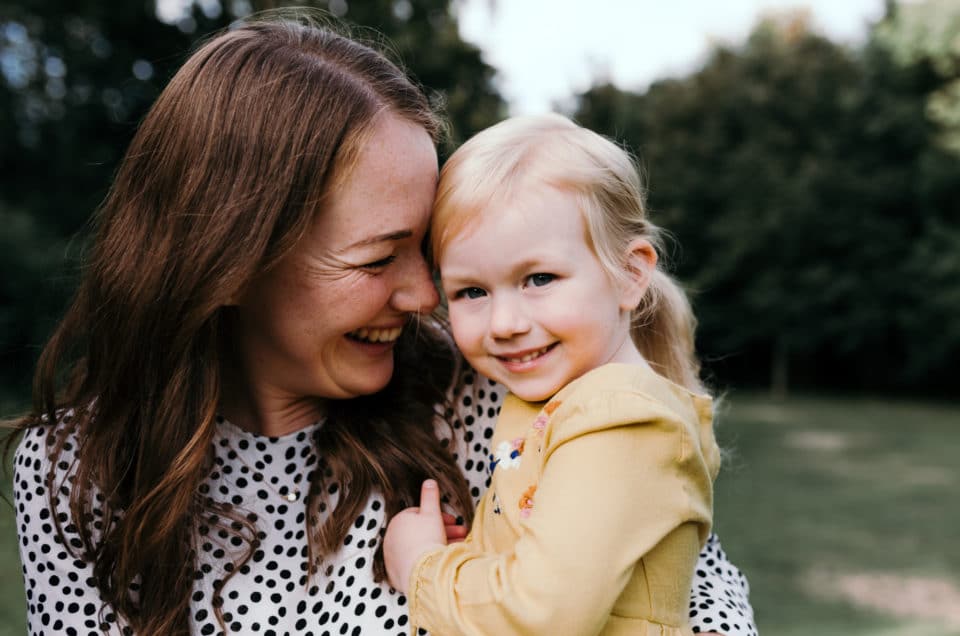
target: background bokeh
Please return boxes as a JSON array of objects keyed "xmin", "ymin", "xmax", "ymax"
[{"xmin": 1, "ymin": 1, "xmax": 958, "ymax": 634}]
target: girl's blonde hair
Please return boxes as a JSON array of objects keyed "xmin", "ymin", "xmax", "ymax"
[{"xmin": 432, "ymin": 113, "xmax": 706, "ymax": 394}]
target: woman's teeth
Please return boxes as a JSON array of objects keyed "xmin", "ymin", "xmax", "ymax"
[{"xmin": 348, "ymin": 327, "xmax": 402, "ymax": 343}]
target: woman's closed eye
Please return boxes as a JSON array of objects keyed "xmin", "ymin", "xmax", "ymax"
[
  {"xmin": 359, "ymin": 255, "xmax": 397, "ymax": 270},
  {"xmin": 525, "ymin": 273, "xmax": 556, "ymax": 288}
]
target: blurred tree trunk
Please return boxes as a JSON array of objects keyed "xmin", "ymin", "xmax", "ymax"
[{"xmin": 771, "ymin": 336, "xmax": 789, "ymax": 400}]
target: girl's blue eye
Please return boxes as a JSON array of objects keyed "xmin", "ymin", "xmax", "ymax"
[
  {"xmin": 361, "ymin": 255, "xmax": 396, "ymax": 269},
  {"xmin": 455, "ymin": 287, "xmax": 486, "ymax": 300},
  {"xmin": 527, "ymin": 273, "xmax": 555, "ymax": 287}
]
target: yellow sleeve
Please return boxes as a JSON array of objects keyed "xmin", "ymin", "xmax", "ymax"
[{"xmin": 408, "ymin": 391, "xmax": 714, "ymax": 635}]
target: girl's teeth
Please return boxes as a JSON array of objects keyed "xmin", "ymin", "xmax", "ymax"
[{"xmin": 513, "ymin": 346, "xmax": 550, "ymax": 362}]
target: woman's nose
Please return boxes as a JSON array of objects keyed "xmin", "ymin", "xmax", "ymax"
[{"xmin": 392, "ymin": 254, "xmax": 440, "ymax": 314}]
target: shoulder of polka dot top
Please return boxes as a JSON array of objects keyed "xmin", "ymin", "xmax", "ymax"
[
  {"xmin": 15, "ymin": 418, "xmax": 425, "ymax": 636},
  {"xmin": 688, "ymin": 534, "xmax": 758, "ymax": 636}
]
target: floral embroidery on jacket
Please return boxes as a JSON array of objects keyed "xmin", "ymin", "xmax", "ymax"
[
  {"xmin": 490, "ymin": 437, "xmax": 525, "ymax": 472},
  {"xmin": 532, "ymin": 414, "xmax": 548, "ymax": 433},
  {"xmin": 533, "ymin": 400, "xmax": 562, "ymax": 436},
  {"xmin": 518, "ymin": 485, "xmax": 537, "ymax": 518}
]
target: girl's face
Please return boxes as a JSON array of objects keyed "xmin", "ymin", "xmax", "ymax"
[
  {"xmin": 232, "ymin": 114, "xmax": 440, "ymax": 409},
  {"xmin": 439, "ymin": 184, "xmax": 643, "ymax": 402}
]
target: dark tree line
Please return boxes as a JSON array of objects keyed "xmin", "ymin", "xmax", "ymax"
[
  {"xmin": 1, "ymin": 1, "xmax": 957, "ymax": 401},
  {"xmin": 573, "ymin": 6, "xmax": 960, "ymax": 396}
]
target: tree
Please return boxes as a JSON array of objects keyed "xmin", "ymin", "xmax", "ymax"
[
  {"xmin": 1, "ymin": 2, "xmax": 212, "ymax": 400},
  {"xmin": 574, "ymin": 7, "xmax": 960, "ymax": 396},
  {"xmin": 872, "ymin": 0, "xmax": 960, "ymax": 389}
]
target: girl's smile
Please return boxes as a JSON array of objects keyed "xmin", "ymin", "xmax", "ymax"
[{"xmin": 494, "ymin": 343, "xmax": 559, "ymax": 370}]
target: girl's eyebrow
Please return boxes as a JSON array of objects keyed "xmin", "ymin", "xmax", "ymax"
[
  {"xmin": 441, "ymin": 257, "xmax": 550, "ymax": 285},
  {"xmin": 512, "ymin": 257, "xmax": 547, "ymax": 272},
  {"xmin": 347, "ymin": 230, "xmax": 413, "ymax": 248}
]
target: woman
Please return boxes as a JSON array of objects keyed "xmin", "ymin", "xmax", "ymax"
[{"xmin": 9, "ymin": 16, "xmax": 756, "ymax": 636}]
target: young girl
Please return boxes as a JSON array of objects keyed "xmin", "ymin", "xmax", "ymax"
[{"xmin": 383, "ymin": 113, "xmax": 722, "ymax": 635}]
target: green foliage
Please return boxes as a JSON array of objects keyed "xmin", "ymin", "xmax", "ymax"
[
  {"xmin": 0, "ymin": 1, "xmax": 228, "ymax": 398},
  {"xmin": 574, "ymin": 8, "xmax": 960, "ymax": 395},
  {"xmin": 0, "ymin": 205, "xmax": 74, "ymax": 384}
]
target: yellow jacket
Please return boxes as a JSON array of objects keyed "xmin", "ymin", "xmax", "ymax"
[{"xmin": 409, "ymin": 363, "xmax": 720, "ymax": 636}]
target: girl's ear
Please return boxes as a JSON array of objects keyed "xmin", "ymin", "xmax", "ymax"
[{"xmin": 619, "ymin": 238, "xmax": 657, "ymax": 311}]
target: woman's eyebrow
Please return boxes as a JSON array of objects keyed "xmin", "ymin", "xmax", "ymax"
[{"xmin": 347, "ymin": 230, "xmax": 413, "ymax": 248}]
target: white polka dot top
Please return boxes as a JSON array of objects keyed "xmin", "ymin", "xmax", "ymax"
[{"xmin": 14, "ymin": 366, "xmax": 756, "ymax": 635}]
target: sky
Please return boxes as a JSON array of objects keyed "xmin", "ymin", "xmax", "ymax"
[
  {"xmin": 457, "ymin": 0, "xmax": 889, "ymax": 114},
  {"xmin": 157, "ymin": 0, "xmax": 890, "ymax": 114}
]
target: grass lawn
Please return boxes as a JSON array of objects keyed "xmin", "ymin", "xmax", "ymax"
[
  {"xmin": 1, "ymin": 392, "xmax": 957, "ymax": 635},
  {"xmin": 712, "ymin": 392, "xmax": 960, "ymax": 636},
  {"xmin": 1, "ymin": 471, "xmax": 25, "ymax": 636}
]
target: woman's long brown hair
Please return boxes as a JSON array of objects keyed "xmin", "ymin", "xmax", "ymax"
[{"xmin": 6, "ymin": 16, "xmax": 473, "ymax": 635}]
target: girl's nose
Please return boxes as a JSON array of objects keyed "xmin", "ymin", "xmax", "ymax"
[{"xmin": 488, "ymin": 294, "xmax": 530, "ymax": 339}]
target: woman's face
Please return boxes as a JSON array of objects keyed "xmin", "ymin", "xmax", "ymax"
[{"xmin": 233, "ymin": 114, "xmax": 440, "ymax": 405}]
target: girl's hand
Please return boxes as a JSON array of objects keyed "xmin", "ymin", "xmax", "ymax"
[
  {"xmin": 383, "ymin": 480, "xmax": 449, "ymax": 593},
  {"xmin": 443, "ymin": 511, "xmax": 469, "ymax": 543}
]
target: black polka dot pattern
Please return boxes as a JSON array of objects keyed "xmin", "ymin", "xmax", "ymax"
[
  {"xmin": 689, "ymin": 533, "xmax": 758, "ymax": 635},
  {"xmin": 14, "ymin": 366, "xmax": 755, "ymax": 635}
]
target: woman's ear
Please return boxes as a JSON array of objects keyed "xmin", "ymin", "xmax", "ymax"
[
  {"xmin": 619, "ymin": 238, "xmax": 657, "ymax": 311},
  {"xmin": 223, "ymin": 284, "xmax": 247, "ymax": 308}
]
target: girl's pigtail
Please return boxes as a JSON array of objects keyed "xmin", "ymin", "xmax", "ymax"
[{"xmin": 631, "ymin": 269, "xmax": 704, "ymax": 395}]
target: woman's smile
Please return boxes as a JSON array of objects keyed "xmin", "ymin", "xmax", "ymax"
[{"xmin": 346, "ymin": 325, "xmax": 404, "ymax": 344}]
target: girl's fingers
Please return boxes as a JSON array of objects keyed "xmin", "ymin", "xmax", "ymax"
[
  {"xmin": 419, "ymin": 480, "xmax": 441, "ymax": 516},
  {"xmin": 444, "ymin": 523, "xmax": 468, "ymax": 541},
  {"xmin": 441, "ymin": 512, "xmax": 462, "ymax": 525}
]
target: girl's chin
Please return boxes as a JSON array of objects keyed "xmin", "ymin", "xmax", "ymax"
[{"xmin": 495, "ymin": 378, "xmax": 563, "ymax": 403}]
